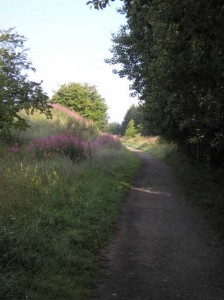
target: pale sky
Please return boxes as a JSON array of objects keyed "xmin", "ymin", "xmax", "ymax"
[{"xmin": 1, "ymin": 0, "xmax": 138, "ymax": 123}]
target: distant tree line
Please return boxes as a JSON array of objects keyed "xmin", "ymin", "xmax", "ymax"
[
  {"xmin": 89, "ymin": 0, "xmax": 224, "ymax": 168},
  {"xmin": 106, "ymin": 104, "xmax": 150, "ymax": 136}
]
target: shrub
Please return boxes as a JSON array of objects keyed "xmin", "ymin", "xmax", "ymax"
[
  {"xmin": 9, "ymin": 133, "xmax": 121, "ymax": 161},
  {"xmin": 25, "ymin": 134, "xmax": 90, "ymax": 161}
]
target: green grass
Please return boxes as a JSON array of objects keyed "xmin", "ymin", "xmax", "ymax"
[
  {"xmin": 0, "ymin": 110, "xmax": 140, "ymax": 299},
  {"xmin": 124, "ymin": 136, "xmax": 224, "ymax": 237}
]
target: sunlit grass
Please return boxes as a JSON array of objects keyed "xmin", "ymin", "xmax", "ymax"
[
  {"xmin": 11, "ymin": 107, "xmax": 99, "ymax": 144},
  {"xmin": 123, "ymin": 136, "xmax": 176, "ymax": 159}
]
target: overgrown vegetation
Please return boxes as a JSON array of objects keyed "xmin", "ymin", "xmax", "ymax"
[
  {"xmin": 97, "ymin": 0, "xmax": 224, "ymax": 169},
  {"xmin": 120, "ymin": 104, "xmax": 149, "ymax": 136},
  {"xmin": 0, "ymin": 106, "xmax": 139, "ymax": 299},
  {"xmin": 88, "ymin": 1, "xmax": 224, "ymax": 236},
  {"xmin": 124, "ymin": 136, "xmax": 224, "ymax": 237}
]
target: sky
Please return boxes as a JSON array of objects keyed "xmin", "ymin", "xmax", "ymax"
[{"xmin": 1, "ymin": 0, "xmax": 138, "ymax": 123}]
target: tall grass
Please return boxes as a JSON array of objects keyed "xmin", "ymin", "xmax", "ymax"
[
  {"xmin": 11, "ymin": 108, "xmax": 98, "ymax": 143},
  {"xmin": 0, "ymin": 107, "xmax": 140, "ymax": 299},
  {"xmin": 124, "ymin": 136, "xmax": 224, "ymax": 237}
]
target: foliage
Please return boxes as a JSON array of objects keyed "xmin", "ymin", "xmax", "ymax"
[
  {"xmin": 106, "ymin": 122, "xmax": 122, "ymax": 135},
  {"xmin": 52, "ymin": 82, "xmax": 108, "ymax": 130},
  {"xmin": 0, "ymin": 105, "xmax": 139, "ymax": 299},
  {"xmin": 125, "ymin": 119, "xmax": 138, "ymax": 138},
  {"xmin": 0, "ymin": 28, "xmax": 51, "ymax": 135},
  {"xmin": 121, "ymin": 104, "xmax": 150, "ymax": 136},
  {"xmin": 106, "ymin": 0, "xmax": 224, "ymax": 168},
  {"xmin": 121, "ymin": 105, "xmax": 138, "ymax": 135},
  {"xmin": 86, "ymin": 0, "xmax": 116, "ymax": 10}
]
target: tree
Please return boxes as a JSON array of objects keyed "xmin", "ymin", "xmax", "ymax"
[
  {"xmin": 121, "ymin": 105, "xmax": 138, "ymax": 135},
  {"xmin": 105, "ymin": 0, "xmax": 224, "ymax": 167},
  {"xmin": 0, "ymin": 28, "xmax": 51, "ymax": 135},
  {"xmin": 121, "ymin": 104, "xmax": 150, "ymax": 136},
  {"xmin": 106, "ymin": 122, "xmax": 122, "ymax": 135},
  {"xmin": 52, "ymin": 82, "xmax": 108, "ymax": 130},
  {"xmin": 125, "ymin": 119, "xmax": 137, "ymax": 138}
]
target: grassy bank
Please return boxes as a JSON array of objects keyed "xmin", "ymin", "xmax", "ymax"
[
  {"xmin": 0, "ymin": 108, "xmax": 139, "ymax": 299},
  {"xmin": 124, "ymin": 136, "xmax": 224, "ymax": 237}
]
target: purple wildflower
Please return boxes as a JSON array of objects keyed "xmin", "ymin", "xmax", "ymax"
[{"xmin": 10, "ymin": 143, "xmax": 21, "ymax": 154}]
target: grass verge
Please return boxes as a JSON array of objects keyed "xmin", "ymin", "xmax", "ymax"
[
  {"xmin": 0, "ymin": 147, "xmax": 139, "ymax": 299},
  {"xmin": 123, "ymin": 136, "xmax": 224, "ymax": 237},
  {"xmin": 0, "ymin": 107, "xmax": 140, "ymax": 299}
]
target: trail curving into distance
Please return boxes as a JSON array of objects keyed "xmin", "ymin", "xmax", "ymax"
[{"xmin": 98, "ymin": 147, "xmax": 224, "ymax": 300}]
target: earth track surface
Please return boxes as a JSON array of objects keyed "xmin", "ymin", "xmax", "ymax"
[{"xmin": 98, "ymin": 148, "xmax": 224, "ymax": 300}]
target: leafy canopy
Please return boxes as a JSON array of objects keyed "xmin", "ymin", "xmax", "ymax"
[
  {"xmin": 0, "ymin": 28, "xmax": 51, "ymax": 135},
  {"xmin": 52, "ymin": 82, "xmax": 108, "ymax": 130},
  {"xmin": 106, "ymin": 122, "xmax": 122, "ymax": 135},
  {"xmin": 105, "ymin": 0, "xmax": 224, "ymax": 167}
]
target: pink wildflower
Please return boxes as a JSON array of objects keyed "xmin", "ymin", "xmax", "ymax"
[{"xmin": 10, "ymin": 143, "xmax": 20, "ymax": 154}]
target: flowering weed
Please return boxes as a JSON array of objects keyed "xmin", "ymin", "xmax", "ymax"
[
  {"xmin": 10, "ymin": 133, "xmax": 121, "ymax": 161},
  {"xmin": 26, "ymin": 134, "xmax": 91, "ymax": 161},
  {"xmin": 0, "ymin": 103, "xmax": 139, "ymax": 299},
  {"xmin": 91, "ymin": 134, "xmax": 121, "ymax": 149}
]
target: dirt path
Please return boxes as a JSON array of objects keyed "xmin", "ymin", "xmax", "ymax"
[{"xmin": 98, "ymin": 148, "xmax": 224, "ymax": 300}]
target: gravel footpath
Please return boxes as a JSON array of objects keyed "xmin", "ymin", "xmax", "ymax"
[{"xmin": 98, "ymin": 148, "xmax": 224, "ymax": 300}]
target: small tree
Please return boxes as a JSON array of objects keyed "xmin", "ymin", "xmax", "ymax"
[
  {"xmin": 0, "ymin": 28, "xmax": 51, "ymax": 135},
  {"xmin": 125, "ymin": 119, "xmax": 138, "ymax": 138},
  {"xmin": 52, "ymin": 82, "xmax": 108, "ymax": 130}
]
